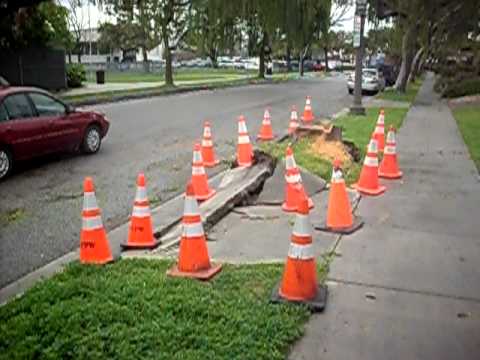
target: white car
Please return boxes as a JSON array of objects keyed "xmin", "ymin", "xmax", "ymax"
[{"xmin": 347, "ymin": 68, "xmax": 386, "ymax": 94}]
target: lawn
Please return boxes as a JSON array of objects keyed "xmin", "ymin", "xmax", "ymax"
[
  {"xmin": 87, "ymin": 69, "xmax": 256, "ymax": 83},
  {"xmin": 0, "ymin": 259, "xmax": 330, "ymax": 360},
  {"xmin": 377, "ymin": 78, "xmax": 423, "ymax": 103},
  {"xmin": 452, "ymin": 104, "xmax": 480, "ymax": 171},
  {"xmin": 260, "ymin": 107, "xmax": 409, "ymax": 185}
]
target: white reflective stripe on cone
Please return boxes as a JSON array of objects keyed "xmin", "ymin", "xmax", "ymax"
[
  {"xmin": 363, "ymin": 156, "xmax": 379, "ymax": 167},
  {"xmin": 238, "ymin": 135, "xmax": 251, "ymax": 144},
  {"xmin": 285, "ymin": 155, "xmax": 297, "ymax": 170},
  {"xmin": 183, "ymin": 222, "xmax": 204, "ymax": 237},
  {"xmin": 83, "ymin": 192, "xmax": 98, "ymax": 211},
  {"xmin": 285, "ymin": 173, "xmax": 301, "ymax": 183},
  {"xmin": 135, "ymin": 186, "xmax": 148, "ymax": 202},
  {"xmin": 292, "ymin": 214, "xmax": 312, "ymax": 237},
  {"xmin": 264, "ymin": 110, "xmax": 270, "ymax": 119},
  {"xmin": 384, "ymin": 145, "xmax": 396, "ymax": 155},
  {"xmin": 288, "ymin": 242, "xmax": 314, "ymax": 260},
  {"xmin": 387, "ymin": 131, "xmax": 395, "ymax": 143},
  {"xmin": 374, "ymin": 125, "xmax": 384, "ymax": 134},
  {"xmin": 192, "ymin": 166, "xmax": 205, "ymax": 175},
  {"xmin": 193, "ymin": 151, "xmax": 203, "ymax": 163},
  {"xmin": 368, "ymin": 139, "xmax": 378, "ymax": 153},
  {"xmin": 238, "ymin": 121, "xmax": 248, "ymax": 133},
  {"xmin": 262, "ymin": 119, "xmax": 271, "ymax": 125},
  {"xmin": 203, "ymin": 127, "xmax": 212, "ymax": 137},
  {"xmin": 183, "ymin": 196, "xmax": 200, "ymax": 216},
  {"xmin": 305, "ymin": 105, "xmax": 311, "ymax": 111},
  {"xmin": 291, "ymin": 111, "xmax": 298, "ymax": 120},
  {"xmin": 132, "ymin": 205, "xmax": 151, "ymax": 218},
  {"xmin": 202, "ymin": 139, "xmax": 213, "ymax": 147},
  {"xmin": 331, "ymin": 169, "xmax": 344, "ymax": 183},
  {"xmin": 306, "ymin": 98, "xmax": 311, "ymax": 105},
  {"xmin": 378, "ymin": 114, "xmax": 385, "ymax": 125},
  {"xmin": 82, "ymin": 215, "xmax": 103, "ymax": 230}
]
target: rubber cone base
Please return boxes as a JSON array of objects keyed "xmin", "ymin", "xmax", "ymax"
[
  {"xmin": 315, "ymin": 217, "xmax": 364, "ymax": 235},
  {"xmin": 203, "ymin": 159, "xmax": 220, "ymax": 168},
  {"xmin": 166, "ymin": 263, "xmax": 222, "ymax": 281},
  {"xmin": 379, "ymin": 170, "xmax": 403, "ymax": 179},
  {"xmin": 352, "ymin": 183, "xmax": 386, "ymax": 196},
  {"xmin": 282, "ymin": 197, "xmax": 314, "ymax": 212},
  {"xmin": 121, "ymin": 238, "xmax": 161, "ymax": 250},
  {"xmin": 270, "ymin": 282, "xmax": 328, "ymax": 312},
  {"xmin": 193, "ymin": 188, "xmax": 216, "ymax": 202}
]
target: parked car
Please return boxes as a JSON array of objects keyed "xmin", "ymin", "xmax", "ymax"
[
  {"xmin": 313, "ymin": 61, "xmax": 325, "ymax": 72},
  {"xmin": 347, "ymin": 68, "xmax": 386, "ymax": 94},
  {"xmin": 0, "ymin": 85, "xmax": 110, "ymax": 180}
]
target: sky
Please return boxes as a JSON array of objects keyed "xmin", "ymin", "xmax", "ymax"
[{"xmin": 59, "ymin": 0, "xmax": 368, "ymax": 33}]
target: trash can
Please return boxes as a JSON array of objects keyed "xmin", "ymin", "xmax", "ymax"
[{"xmin": 96, "ymin": 70, "xmax": 105, "ymax": 84}]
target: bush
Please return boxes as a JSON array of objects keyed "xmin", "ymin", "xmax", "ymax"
[
  {"xmin": 442, "ymin": 77, "xmax": 480, "ymax": 98},
  {"xmin": 66, "ymin": 64, "xmax": 86, "ymax": 88}
]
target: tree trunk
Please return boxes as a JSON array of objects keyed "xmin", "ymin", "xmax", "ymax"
[
  {"xmin": 209, "ymin": 46, "xmax": 218, "ymax": 68},
  {"xmin": 68, "ymin": 53, "xmax": 72, "ymax": 64},
  {"xmin": 286, "ymin": 45, "xmax": 292, "ymax": 72},
  {"xmin": 258, "ymin": 33, "xmax": 266, "ymax": 79},
  {"xmin": 408, "ymin": 47, "xmax": 424, "ymax": 83},
  {"xmin": 163, "ymin": 33, "xmax": 174, "ymax": 86},
  {"xmin": 324, "ymin": 47, "xmax": 329, "ymax": 72},
  {"xmin": 299, "ymin": 54, "xmax": 304, "ymax": 77},
  {"xmin": 142, "ymin": 47, "xmax": 149, "ymax": 73},
  {"xmin": 394, "ymin": 23, "xmax": 417, "ymax": 92},
  {"xmin": 77, "ymin": 53, "xmax": 81, "ymax": 63}
]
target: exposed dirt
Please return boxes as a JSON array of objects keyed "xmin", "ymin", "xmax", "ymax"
[{"xmin": 309, "ymin": 134, "xmax": 353, "ymax": 164}]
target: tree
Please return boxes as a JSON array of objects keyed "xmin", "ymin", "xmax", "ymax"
[
  {"xmin": 65, "ymin": 0, "xmax": 86, "ymax": 63},
  {"xmin": 97, "ymin": 21, "xmax": 144, "ymax": 57}
]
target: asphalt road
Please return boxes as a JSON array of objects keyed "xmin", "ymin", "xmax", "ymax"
[{"xmin": 0, "ymin": 74, "xmax": 351, "ymax": 288}]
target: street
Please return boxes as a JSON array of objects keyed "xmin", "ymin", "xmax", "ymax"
[{"xmin": 0, "ymin": 75, "xmax": 350, "ymax": 288}]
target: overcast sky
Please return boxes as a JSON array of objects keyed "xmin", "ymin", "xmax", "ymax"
[{"xmin": 59, "ymin": 0, "xmax": 367, "ymax": 33}]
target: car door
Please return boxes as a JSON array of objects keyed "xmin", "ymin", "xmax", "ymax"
[
  {"xmin": 1, "ymin": 93, "xmax": 49, "ymax": 160},
  {"xmin": 28, "ymin": 92, "xmax": 81, "ymax": 152}
]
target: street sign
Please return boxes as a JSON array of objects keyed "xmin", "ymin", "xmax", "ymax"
[{"xmin": 353, "ymin": 15, "xmax": 361, "ymax": 48}]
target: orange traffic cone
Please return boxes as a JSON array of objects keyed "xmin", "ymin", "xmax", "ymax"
[
  {"xmin": 373, "ymin": 109, "xmax": 385, "ymax": 152},
  {"xmin": 301, "ymin": 96, "xmax": 315, "ymax": 123},
  {"xmin": 167, "ymin": 182, "xmax": 222, "ymax": 280},
  {"xmin": 288, "ymin": 105, "xmax": 299, "ymax": 135},
  {"xmin": 80, "ymin": 177, "xmax": 113, "ymax": 264},
  {"xmin": 282, "ymin": 146, "xmax": 314, "ymax": 212},
  {"xmin": 315, "ymin": 159, "xmax": 364, "ymax": 234},
  {"xmin": 379, "ymin": 126, "xmax": 403, "ymax": 179},
  {"xmin": 121, "ymin": 173, "xmax": 160, "ymax": 249},
  {"xmin": 201, "ymin": 121, "xmax": 220, "ymax": 167},
  {"xmin": 352, "ymin": 136, "xmax": 386, "ymax": 196},
  {"xmin": 236, "ymin": 115, "xmax": 254, "ymax": 167},
  {"xmin": 191, "ymin": 142, "xmax": 216, "ymax": 201},
  {"xmin": 257, "ymin": 108, "xmax": 275, "ymax": 141},
  {"xmin": 271, "ymin": 196, "xmax": 327, "ymax": 312}
]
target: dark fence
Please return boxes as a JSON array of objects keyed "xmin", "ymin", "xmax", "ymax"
[{"xmin": 0, "ymin": 47, "xmax": 67, "ymax": 90}]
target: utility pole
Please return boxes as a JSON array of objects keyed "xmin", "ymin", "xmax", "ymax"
[{"xmin": 350, "ymin": 0, "xmax": 367, "ymax": 115}]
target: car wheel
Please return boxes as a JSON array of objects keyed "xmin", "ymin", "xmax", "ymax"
[
  {"xmin": 82, "ymin": 125, "xmax": 102, "ymax": 154},
  {"xmin": 0, "ymin": 147, "xmax": 13, "ymax": 181}
]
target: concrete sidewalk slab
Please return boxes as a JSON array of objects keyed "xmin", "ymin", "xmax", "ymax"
[
  {"xmin": 290, "ymin": 282, "xmax": 480, "ymax": 360},
  {"xmin": 255, "ymin": 161, "xmax": 326, "ymax": 205}
]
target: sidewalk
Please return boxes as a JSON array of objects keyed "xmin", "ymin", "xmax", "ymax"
[{"xmin": 290, "ymin": 73, "xmax": 480, "ymax": 359}]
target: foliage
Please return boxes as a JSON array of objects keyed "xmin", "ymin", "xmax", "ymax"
[
  {"xmin": 0, "ymin": 0, "xmax": 73, "ymax": 50},
  {"xmin": 66, "ymin": 63, "xmax": 87, "ymax": 88},
  {"xmin": 377, "ymin": 78, "xmax": 423, "ymax": 103},
  {"xmin": 442, "ymin": 78, "xmax": 480, "ymax": 99},
  {"xmin": 453, "ymin": 105, "xmax": 480, "ymax": 171},
  {"xmin": 0, "ymin": 259, "xmax": 320, "ymax": 359}
]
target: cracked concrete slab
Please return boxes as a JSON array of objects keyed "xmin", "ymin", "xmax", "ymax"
[{"xmin": 254, "ymin": 161, "xmax": 326, "ymax": 205}]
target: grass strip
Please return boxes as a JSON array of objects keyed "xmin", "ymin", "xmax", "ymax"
[
  {"xmin": 452, "ymin": 104, "xmax": 480, "ymax": 171},
  {"xmin": 377, "ymin": 78, "xmax": 423, "ymax": 103},
  {"xmin": 0, "ymin": 259, "xmax": 329, "ymax": 360}
]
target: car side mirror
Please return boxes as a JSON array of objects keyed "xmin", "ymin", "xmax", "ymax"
[{"xmin": 65, "ymin": 105, "xmax": 76, "ymax": 114}]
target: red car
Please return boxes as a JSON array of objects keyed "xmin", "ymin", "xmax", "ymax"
[{"xmin": 0, "ymin": 85, "xmax": 109, "ymax": 180}]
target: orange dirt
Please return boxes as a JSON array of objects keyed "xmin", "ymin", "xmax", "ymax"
[{"xmin": 309, "ymin": 134, "xmax": 352, "ymax": 164}]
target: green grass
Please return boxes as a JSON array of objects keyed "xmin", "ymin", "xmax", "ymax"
[
  {"xmin": 377, "ymin": 78, "xmax": 423, "ymax": 103},
  {"xmin": 453, "ymin": 105, "xmax": 480, "ymax": 171},
  {"xmin": 260, "ymin": 107, "xmax": 409, "ymax": 184},
  {"xmin": 0, "ymin": 259, "xmax": 330, "ymax": 360},
  {"xmin": 87, "ymin": 69, "xmax": 256, "ymax": 83}
]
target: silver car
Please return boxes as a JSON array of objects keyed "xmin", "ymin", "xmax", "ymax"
[{"xmin": 347, "ymin": 68, "xmax": 386, "ymax": 94}]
